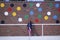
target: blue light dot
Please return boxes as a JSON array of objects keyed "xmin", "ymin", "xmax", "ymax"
[
  {"xmin": 55, "ymin": 3, "xmax": 59, "ymax": 8},
  {"xmin": 5, "ymin": 0, "xmax": 10, "ymax": 2},
  {"xmin": 38, "ymin": 7, "xmax": 43, "ymax": 12},
  {"xmin": 29, "ymin": 10, "xmax": 34, "ymax": 16},
  {"xmin": 53, "ymin": 15, "xmax": 58, "ymax": 20}
]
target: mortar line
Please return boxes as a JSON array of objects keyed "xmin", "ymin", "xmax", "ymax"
[
  {"xmin": 42, "ymin": 24, "xmax": 44, "ymax": 36},
  {"xmin": 0, "ymin": 24, "xmax": 60, "ymax": 25}
]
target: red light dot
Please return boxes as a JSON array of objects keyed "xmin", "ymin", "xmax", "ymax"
[
  {"xmin": 35, "ymin": 18, "xmax": 39, "ymax": 23},
  {"xmin": 7, "ymin": 7, "xmax": 12, "ymax": 12},
  {"xmin": 58, "ymin": 8, "xmax": 60, "ymax": 12}
]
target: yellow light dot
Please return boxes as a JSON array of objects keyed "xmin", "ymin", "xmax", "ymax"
[
  {"xmin": 1, "ymin": 3, "xmax": 5, "ymax": 8},
  {"xmin": 12, "ymin": 12, "xmax": 16, "ymax": 17},
  {"xmin": 16, "ymin": 6, "xmax": 21, "ymax": 11},
  {"xmin": 0, "ymin": 4, "xmax": 1, "ymax": 6},
  {"xmin": 44, "ymin": 16, "xmax": 48, "ymax": 20}
]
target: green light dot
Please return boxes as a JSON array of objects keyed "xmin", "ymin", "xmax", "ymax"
[
  {"xmin": 29, "ymin": 3, "xmax": 34, "ymax": 7},
  {"xmin": 49, "ymin": 3, "xmax": 53, "ymax": 8},
  {"xmin": 24, "ymin": 15, "xmax": 29, "ymax": 19},
  {"xmin": 38, "ymin": 14, "xmax": 42, "ymax": 19}
]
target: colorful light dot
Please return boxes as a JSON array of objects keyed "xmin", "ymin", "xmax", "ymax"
[
  {"xmin": 55, "ymin": 3, "xmax": 59, "ymax": 8},
  {"xmin": 35, "ymin": 18, "xmax": 39, "ymax": 23},
  {"xmin": 24, "ymin": 15, "xmax": 29, "ymax": 19},
  {"xmin": 38, "ymin": 7, "xmax": 43, "ymax": 12},
  {"xmin": 29, "ymin": 10, "xmax": 34, "ymax": 16},
  {"xmin": 0, "ymin": 3, "xmax": 5, "ymax": 8},
  {"xmin": 44, "ymin": 16, "xmax": 48, "ymax": 20},
  {"xmin": 10, "ymin": 3, "xmax": 14, "ymax": 7},
  {"xmin": 56, "ymin": 20, "xmax": 60, "ymax": 23},
  {"xmin": 0, "ymin": 20, "xmax": 5, "ymax": 24},
  {"xmin": 23, "ymin": 3, "xmax": 27, "ymax": 7},
  {"xmin": 16, "ymin": 6, "xmax": 21, "ymax": 11},
  {"xmin": 58, "ymin": 8, "xmax": 60, "ymax": 12},
  {"xmin": 29, "ymin": 3, "xmax": 33, "ymax": 8},
  {"xmin": 47, "ymin": 11, "xmax": 51, "ymax": 16},
  {"xmin": 38, "ymin": 14, "xmax": 42, "ymax": 18},
  {"xmin": 53, "ymin": 15, "xmax": 58, "ymax": 20},
  {"xmin": 12, "ymin": 12, "xmax": 17, "ymax": 17},
  {"xmin": 7, "ymin": 7, "xmax": 12, "ymax": 12},
  {"xmin": 18, "ymin": 18, "xmax": 22, "ymax": 22},
  {"xmin": 36, "ymin": 3, "xmax": 40, "ymax": 7},
  {"xmin": 49, "ymin": 3, "xmax": 53, "ymax": 8},
  {"xmin": 5, "ymin": 0, "xmax": 10, "ymax": 2},
  {"xmin": 4, "ymin": 11, "xmax": 9, "ymax": 16}
]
